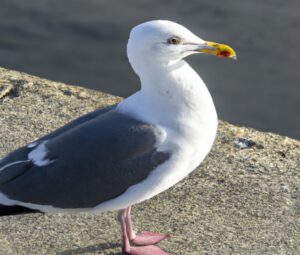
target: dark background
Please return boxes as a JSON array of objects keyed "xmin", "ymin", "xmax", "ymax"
[{"xmin": 0, "ymin": 0, "xmax": 299, "ymax": 139}]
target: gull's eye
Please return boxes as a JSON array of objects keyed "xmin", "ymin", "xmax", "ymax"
[{"xmin": 167, "ymin": 36, "xmax": 181, "ymax": 45}]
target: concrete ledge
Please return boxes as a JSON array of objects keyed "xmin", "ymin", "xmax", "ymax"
[{"xmin": 0, "ymin": 67, "xmax": 299, "ymax": 255}]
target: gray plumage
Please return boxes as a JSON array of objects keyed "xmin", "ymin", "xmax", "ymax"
[{"xmin": 0, "ymin": 106, "xmax": 169, "ymax": 209}]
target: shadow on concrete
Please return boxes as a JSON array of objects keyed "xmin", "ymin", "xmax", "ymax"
[{"xmin": 57, "ymin": 242, "xmax": 123, "ymax": 255}]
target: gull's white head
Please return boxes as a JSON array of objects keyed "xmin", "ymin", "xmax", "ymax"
[{"xmin": 127, "ymin": 20, "xmax": 236, "ymax": 75}]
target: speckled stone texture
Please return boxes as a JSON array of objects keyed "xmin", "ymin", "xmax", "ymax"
[{"xmin": 0, "ymin": 67, "xmax": 299, "ymax": 255}]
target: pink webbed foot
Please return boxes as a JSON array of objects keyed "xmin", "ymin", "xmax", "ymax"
[
  {"xmin": 125, "ymin": 245, "xmax": 171, "ymax": 255},
  {"xmin": 131, "ymin": 231, "xmax": 170, "ymax": 246},
  {"xmin": 119, "ymin": 207, "xmax": 171, "ymax": 255}
]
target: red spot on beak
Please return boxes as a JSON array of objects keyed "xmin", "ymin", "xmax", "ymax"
[{"xmin": 218, "ymin": 51, "xmax": 231, "ymax": 57}]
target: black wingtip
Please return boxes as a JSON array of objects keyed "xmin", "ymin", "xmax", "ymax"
[{"xmin": 0, "ymin": 204, "xmax": 41, "ymax": 216}]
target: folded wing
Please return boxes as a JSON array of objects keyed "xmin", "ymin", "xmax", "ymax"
[{"xmin": 0, "ymin": 107, "xmax": 169, "ymax": 210}]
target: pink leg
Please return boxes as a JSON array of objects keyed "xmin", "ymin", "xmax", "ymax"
[
  {"xmin": 125, "ymin": 206, "xmax": 170, "ymax": 246},
  {"xmin": 118, "ymin": 208, "xmax": 171, "ymax": 255},
  {"xmin": 119, "ymin": 209, "xmax": 131, "ymax": 252}
]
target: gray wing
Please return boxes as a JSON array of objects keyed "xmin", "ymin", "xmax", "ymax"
[{"xmin": 0, "ymin": 109, "xmax": 169, "ymax": 209}]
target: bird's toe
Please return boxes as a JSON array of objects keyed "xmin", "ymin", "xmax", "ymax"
[{"xmin": 131, "ymin": 231, "xmax": 170, "ymax": 246}]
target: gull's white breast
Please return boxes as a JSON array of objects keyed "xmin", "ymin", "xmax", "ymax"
[{"xmin": 92, "ymin": 61, "xmax": 218, "ymax": 212}]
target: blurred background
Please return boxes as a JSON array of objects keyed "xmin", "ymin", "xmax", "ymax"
[{"xmin": 0, "ymin": 0, "xmax": 299, "ymax": 139}]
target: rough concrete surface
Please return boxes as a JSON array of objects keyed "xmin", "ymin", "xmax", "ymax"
[{"xmin": 0, "ymin": 67, "xmax": 299, "ymax": 255}]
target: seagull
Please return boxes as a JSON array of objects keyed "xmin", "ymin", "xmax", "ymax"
[{"xmin": 0, "ymin": 20, "xmax": 236, "ymax": 255}]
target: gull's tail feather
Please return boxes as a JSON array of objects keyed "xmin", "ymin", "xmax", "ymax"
[{"xmin": 0, "ymin": 204, "xmax": 41, "ymax": 216}]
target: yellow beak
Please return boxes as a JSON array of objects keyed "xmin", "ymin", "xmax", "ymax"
[{"xmin": 198, "ymin": 41, "xmax": 237, "ymax": 60}]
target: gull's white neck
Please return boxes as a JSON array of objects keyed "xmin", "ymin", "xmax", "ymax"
[
  {"xmin": 118, "ymin": 60, "xmax": 218, "ymax": 135},
  {"xmin": 114, "ymin": 60, "xmax": 218, "ymax": 208}
]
